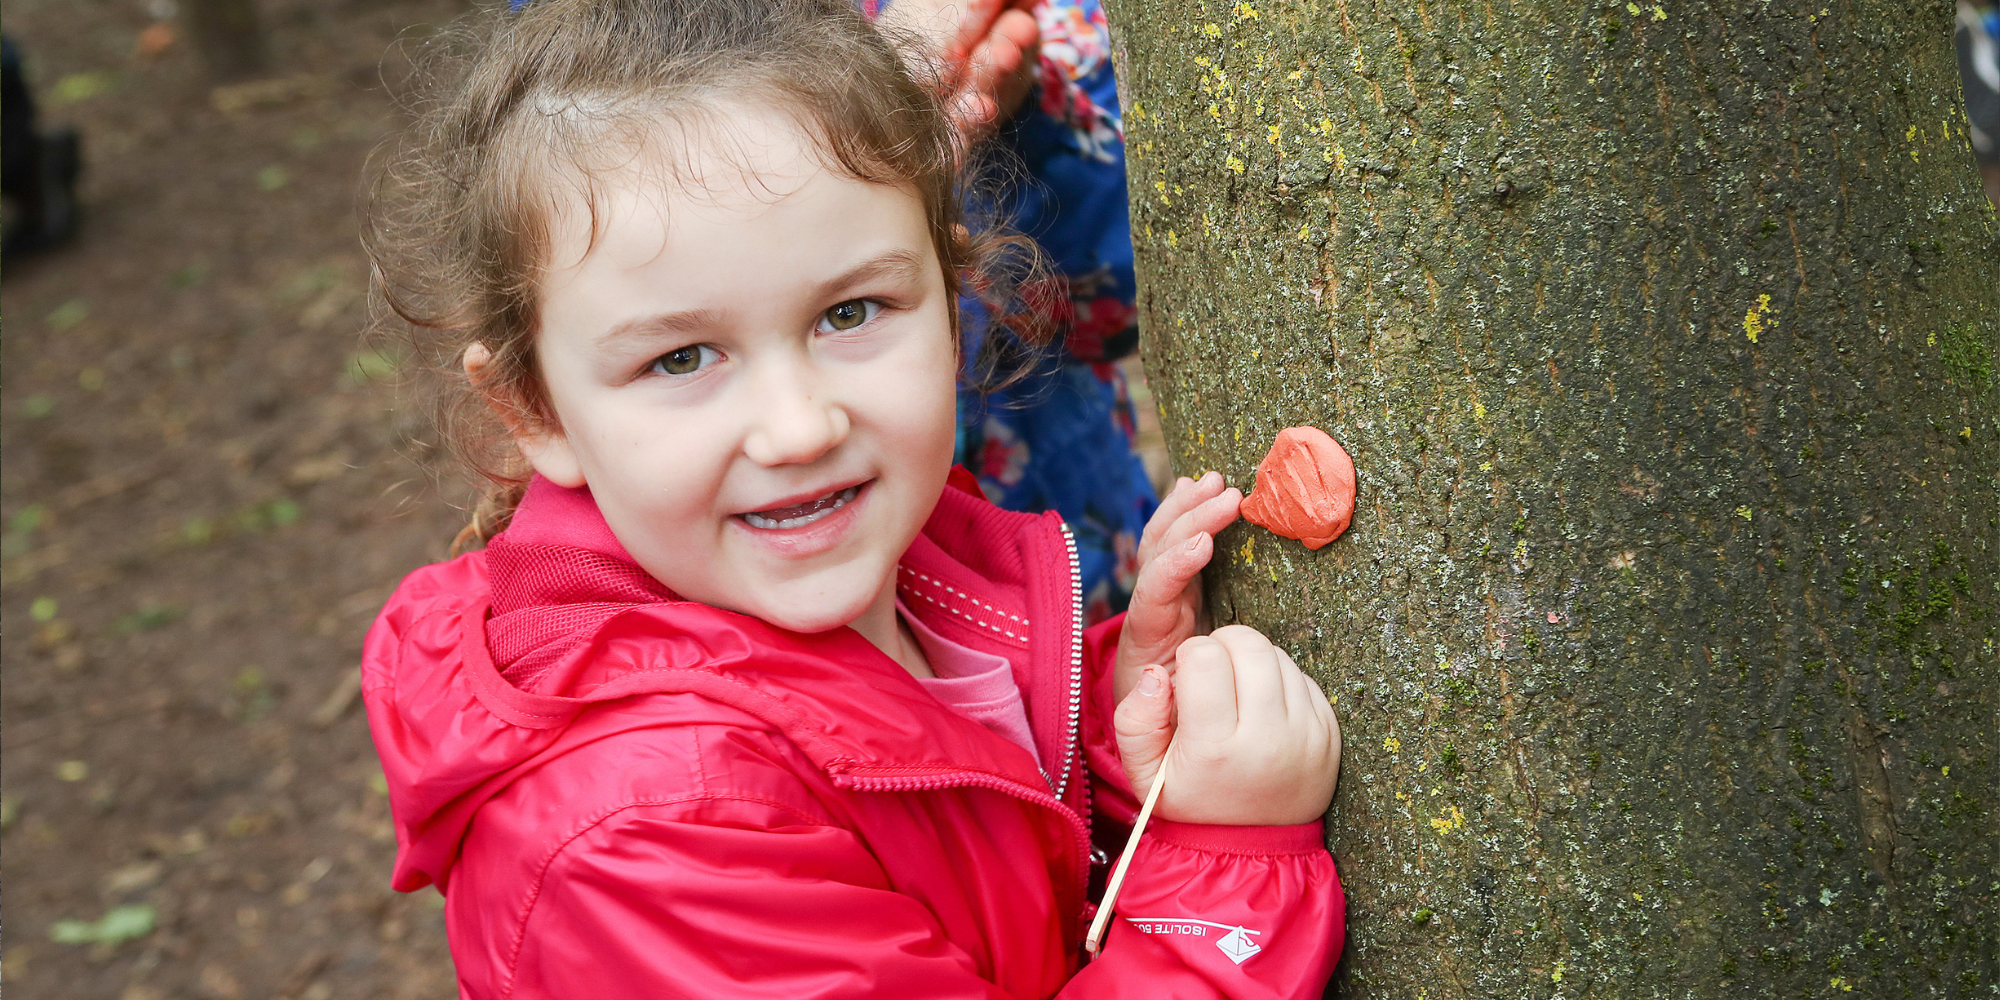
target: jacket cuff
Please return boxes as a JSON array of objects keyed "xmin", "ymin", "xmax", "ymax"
[{"xmin": 1146, "ymin": 817, "xmax": 1326, "ymax": 856}]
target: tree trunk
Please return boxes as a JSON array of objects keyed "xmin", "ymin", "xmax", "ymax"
[
  {"xmin": 183, "ymin": 0, "xmax": 266, "ymax": 80},
  {"xmin": 1103, "ymin": 1, "xmax": 1998, "ymax": 995}
]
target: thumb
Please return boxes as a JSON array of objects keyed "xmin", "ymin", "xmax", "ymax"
[{"xmin": 1113, "ymin": 665, "xmax": 1174, "ymax": 799}]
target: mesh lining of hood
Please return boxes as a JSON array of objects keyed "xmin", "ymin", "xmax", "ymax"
[{"xmin": 482, "ymin": 539, "xmax": 675, "ymax": 693}]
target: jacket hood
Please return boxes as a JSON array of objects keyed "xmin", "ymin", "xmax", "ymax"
[{"xmin": 361, "ymin": 470, "xmax": 1084, "ymax": 893}]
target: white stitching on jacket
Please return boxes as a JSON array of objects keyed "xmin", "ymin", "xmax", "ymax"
[
  {"xmin": 896, "ymin": 567, "xmax": 1029, "ymax": 642},
  {"xmin": 899, "ymin": 568, "xmax": 1028, "ymax": 624}
]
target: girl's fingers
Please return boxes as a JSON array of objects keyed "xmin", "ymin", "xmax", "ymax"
[
  {"xmin": 1115, "ymin": 531, "xmax": 1207, "ymax": 702},
  {"xmin": 1210, "ymin": 625, "xmax": 1286, "ymax": 725},
  {"xmin": 1127, "ymin": 531, "xmax": 1209, "ymax": 624},
  {"xmin": 947, "ymin": 0, "xmax": 1003, "ymax": 60},
  {"xmin": 992, "ymin": 6, "xmax": 1038, "ymax": 51},
  {"xmin": 1139, "ymin": 472, "xmax": 1225, "ymax": 557},
  {"xmin": 1171, "ymin": 635, "xmax": 1239, "ymax": 743},
  {"xmin": 1185, "ymin": 486, "xmax": 1244, "ymax": 543},
  {"xmin": 1113, "ymin": 665, "xmax": 1175, "ymax": 796},
  {"xmin": 1277, "ymin": 646, "xmax": 1315, "ymax": 725},
  {"xmin": 1141, "ymin": 485, "xmax": 1242, "ymax": 568},
  {"xmin": 1135, "ymin": 477, "xmax": 1197, "ymax": 557},
  {"xmin": 964, "ymin": 20, "xmax": 1024, "ymax": 90}
]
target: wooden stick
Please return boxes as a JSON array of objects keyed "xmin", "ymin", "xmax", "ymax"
[{"xmin": 1084, "ymin": 742, "xmax": 1171, "ymax": 954}]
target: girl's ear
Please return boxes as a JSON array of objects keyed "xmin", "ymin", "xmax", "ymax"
[{"xmin": 463, "ymin": 343, "xmax": 586, "ymax": 488}]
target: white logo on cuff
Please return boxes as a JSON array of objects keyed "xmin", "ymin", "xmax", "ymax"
[{"xmin": 1123, "ymin": 917, "xmax": 1264, "ymax": 965}]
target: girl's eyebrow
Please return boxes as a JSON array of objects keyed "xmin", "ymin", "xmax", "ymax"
[
  {"xmin": 814, "ymin": 249, "xmax": 926, "ymax": 300},
  {"xmin": 597, "ymin": 307, "xmax": 727, "ymax": 348}
]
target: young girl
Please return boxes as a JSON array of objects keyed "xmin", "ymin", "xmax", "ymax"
[{"xmin": 361, "ymin": 1, "xmax": 1344, "ymax": 995}]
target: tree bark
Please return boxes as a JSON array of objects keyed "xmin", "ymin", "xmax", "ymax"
[{"xmin": 1103, "ymin": 1, "xmax": 1997, "ymax": 995}]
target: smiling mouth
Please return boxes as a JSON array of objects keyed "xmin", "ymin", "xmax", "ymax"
[{"xmin": 740, "ymin": 485, "xmax": 862, "ymax": 530}]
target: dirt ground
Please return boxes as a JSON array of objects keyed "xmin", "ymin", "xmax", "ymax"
[
  {"xmin": 5, "ymin": 2, "xmax": 514, "ymax": 997},
  {"xmin": 0, "ymin": 3, "xmax": 1171, "ymax": 998}
]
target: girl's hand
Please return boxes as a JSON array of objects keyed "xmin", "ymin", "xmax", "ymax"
[
  {"xmin": 880, "ymin": 0, "xmax": 1040, "ymax": 140},
  {"xmin": 944, "ymin": 3, "xmax": 1038, "ymax": 138},
  {"xmin": 1112, "ymin": 472, "xmax": 1242, "ymax": 705},
  {"xmin": 1114, "ymin": 626, "xmax": 1341, "ymax": 826}
]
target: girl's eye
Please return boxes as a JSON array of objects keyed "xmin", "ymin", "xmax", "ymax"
[
  {"xmin": 818, "ymin": 299, "xmax": 880, "ymax": 332},
  {"xmin": 648, "ymin": 344, "xmax": 717, "ymax": 377}
]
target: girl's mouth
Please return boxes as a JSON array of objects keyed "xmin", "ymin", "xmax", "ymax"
[{"xmin": 740, "ymin": 485, "xmax": 862, "ymax": 530}]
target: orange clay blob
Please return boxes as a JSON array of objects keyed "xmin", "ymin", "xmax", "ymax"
[{"xmin": 1239, "ymin": 426, "xmax": 1356, "ymax": 550}]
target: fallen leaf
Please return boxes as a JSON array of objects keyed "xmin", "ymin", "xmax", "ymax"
[
  {"xmin": 135, "ymin": 22, "xmax": 176, "ymax": 59},
  {"xmin": 111, "ymin": 605, "xmax": 181, "ymax": 635},
  {"xmin": 50, "ymin": 72, "xmax": 116, "ymax": 105},
  {"xmin": 286, "ymin": 452, "xmax": 351, "ymax": 486},
  {"xmin": 46, "ymin": 299, "xmax": 89, "ymax": 331},
  {"xmin": 49, "ymin": 904, "xmax": 156, "ymax": 946},
  {"xmin": 209, "ymin": 73, "xmax": 331, "ymax": 114},
  {"xmin": 102, "ymin": 861, "xmax": 164, "ymax": 895}
]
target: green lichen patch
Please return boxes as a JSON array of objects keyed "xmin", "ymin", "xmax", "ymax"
[{"xmin": 1936, "ymin": 320, "xmax": 1993, "ymax": 390}]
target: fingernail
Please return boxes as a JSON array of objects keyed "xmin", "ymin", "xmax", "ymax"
[
  {"xmin": 1137, "ymin": 667, "xmax": 1162, "ymax": 696},
  {"xmin": 1186, "ymin": 532, "xmax": 1205, "ymax": 553}
]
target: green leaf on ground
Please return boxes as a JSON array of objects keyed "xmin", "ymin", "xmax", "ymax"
[
  {"xmin": 31, "ymin": 596, "xmax": 59, "ymax": 622},
  {"xmin": 230, "ymin": 667, "xmax": 275, "ymax": 723},
  {"xmin": 230, "ymin": 498, "xmax": 303, "ymax": 533},
  {"xmin": 50, "ymin": 904, "xmax": 156, "ymax": 946},
  {"xmin": 50, "ymin": 71, "xmax": 116, "ymax": 105},
  {"xmin": 264, "ymin": 498, "xmax": 302, "ymax": 526},
  {"xmin": 9, "ymin": 504, "xmax": 48, "ymax": 537},
  {"xmin": 112, "ymin": 605, "xmax": 181, "ymax": 635},
  {"xmin": 181, "ymin": 517, "xmax": 215, "ymax": 546},
  {"xmin": 20, "ymin": 394, "xmax": 54, "ymax": 418},
  {"xmin": 256, "ymin": 165, "xmax": 290, "ymax": 191},
  {"xmin": 46, "ymin": 299, "xmax": 88, "ymax": 331}
]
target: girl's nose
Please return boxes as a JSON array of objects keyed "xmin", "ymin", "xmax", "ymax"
[{"xmin": 742, "ymin": 367, "xmax": 851, "ymax": 467}]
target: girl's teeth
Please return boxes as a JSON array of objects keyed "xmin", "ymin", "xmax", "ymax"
[{"xmin": 743, "ymin": 486, "xmax": 858, "ymax": 530}]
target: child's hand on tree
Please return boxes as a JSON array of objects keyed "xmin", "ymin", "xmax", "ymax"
[
  {"xmin": 1115, "ymin": 627, "xmax": 1341, "ymax": 825},
  {"xmin": 1111, "ymin": 472, "xmax": 1340, "ymax": 825},
  {"xmin": 1113, "ymin": 471, "xmax": 1242, "ymax": 704}
]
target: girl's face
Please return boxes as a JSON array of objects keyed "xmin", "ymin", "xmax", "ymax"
[{"xmin": 515, "ymin": 104, "xmax": 958, "ymax": 637}]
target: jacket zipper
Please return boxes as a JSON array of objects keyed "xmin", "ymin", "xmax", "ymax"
[{"xmin": 1053, "ymin": 520, "xmax": 1085, "ymax": 806}]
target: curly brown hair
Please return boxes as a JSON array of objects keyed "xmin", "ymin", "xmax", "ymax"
[{"xmin": 363, "ymin": 0, "xmax": 1041, "ymax": 545}]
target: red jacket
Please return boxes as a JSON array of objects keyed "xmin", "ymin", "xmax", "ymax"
[{"xmin": 362, "ymin": 472, "xmax": 1343, "ymax": 998}]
